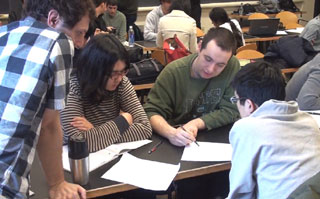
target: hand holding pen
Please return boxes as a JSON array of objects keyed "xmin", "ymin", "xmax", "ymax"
[{"xmin": 180, "ymin": 125, "xmax": 200, "ymax": 146}]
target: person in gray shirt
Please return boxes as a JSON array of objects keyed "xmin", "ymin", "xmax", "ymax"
[
  {"xmin": 300, "ymin": 15, "xmax": 320, "ymax": 52},
  {"xmin": 286, "ymin": 53, "xmax": 320, "ymax": 110},
  {"xmin": 143, "ymin": 0, "xmax": 172, "ymax": 41}
]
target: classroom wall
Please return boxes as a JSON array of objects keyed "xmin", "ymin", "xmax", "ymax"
[{"xmin": 136, "ymin": 0, "xmax": 312, "ymax": 33}]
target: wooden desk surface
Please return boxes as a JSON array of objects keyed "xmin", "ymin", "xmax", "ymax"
[
  {"xmin": 30, "ymin": 124, "xmax": 232, "ymax": 198},
  {"xmin": 245, "ymin": 35, "xmax": 281, "ymax": 43},
  {"xmin": 135, "ymin": 40, "xmax": 159, "ymax": 52}
]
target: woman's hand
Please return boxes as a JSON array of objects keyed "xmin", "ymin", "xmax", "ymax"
[{"xmin": 70, "ymin": 117, "xmax": 94, "ymax": 131}]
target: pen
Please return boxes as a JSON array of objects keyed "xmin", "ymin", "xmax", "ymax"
[
  {"xmin": 307, "ymin": 112, "xmax": 320, "ymax": 116},
  {"xmin": 180, "ymin": 125, "xmax": 200, "ymax": 147},
  {"xmin": 148, "ymin": 140, "xmax": 163, "ymax": 154}
]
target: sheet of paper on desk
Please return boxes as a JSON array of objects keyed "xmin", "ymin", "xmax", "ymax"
[
  {"xmin": 276, "ymin": 30, "xmax": 288, "ymax": 35},
  {"xmin": 102, "ymin": 153, "xmax": 180, "ymax": 191},
  {"xmin": 286, "ymin": 27, "xmax": 304, "ymax": 34},
  {"xmin": 62, "ymin": 140, "xmax": 152, "ymax": 172},
  {"xmin": 181, "ymin": 142, "xmax": 232, "ymax": 162}
]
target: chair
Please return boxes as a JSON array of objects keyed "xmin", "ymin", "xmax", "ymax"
[
  {"xmin": 236, "ymin": 43, "xmax": 258, "ymax": 54},
  {"xmin": 196, "ymin": 27, "xmax": 205, "ymax": 38},
  {"xmin": 275, "ymin": 11, "xmax": 299, "ymax": 29},
  {"xmin": 236, "ymin": 49, "xmax": 264, "ymax": 59},
  {"xmin": 285, "ymin": 22, "xmax": 303, "ymax": 30},
  {"xmin": 248, "ymin": 13, "xmax": 269, "ymax": 20},
  {"xmin": 151, "ymin": 49, "xmax": 167, "ymax": 66}
]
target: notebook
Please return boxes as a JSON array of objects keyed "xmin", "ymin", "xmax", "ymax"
[{"xmin": 248, "ymin": 18, "xmax": 280, "ymax": 37}]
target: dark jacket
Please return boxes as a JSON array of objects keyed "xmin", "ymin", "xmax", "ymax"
[{"xmin": 264, "ymin": 36, "xmax": 318, "ymax": 68}]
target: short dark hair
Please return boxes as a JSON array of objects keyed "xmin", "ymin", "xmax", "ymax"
[
  {"xmin": 24, "ymin": 0, "xmax": 95, "ymax": 29},
  {"xmin": 106, "ymin": 0, "xmax": 118, "ymax": 6},
  {"xmin": 169, "ymin": 0, "xmax": 191, "ymax": 15},
  {"xmin": 209, "ymin": 7, "xmax": 243, "ymax": 49},
  {"xmin": 232, "ymin": 61, "xmax": 286, "ymax": 106},
  {"xmin": 93, "ymin": 0, "xmax": 107, "ymax": 7},
  {"xmin": 76, "ymin": 34, "xmax": 129, "ymax": 104},
  {"xmin": 160, "ymin": 0, "xmax": 172, "ymax": 4},
  {"xmin": 201, "ymin": 27, "xmax": 236, "ymax": 53}
]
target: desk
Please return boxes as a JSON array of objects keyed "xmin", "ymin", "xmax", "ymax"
[
  {"xmin": 135, "ymin": 40, "xmax": 158, "ymax": 52},
  {"xmin": 30, "ymin": 124, "xmax": 232, "ymax": 198}
]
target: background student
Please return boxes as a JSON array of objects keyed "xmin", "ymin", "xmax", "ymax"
[
  {"xmin": 209, "ymin": 7, "xmax": 245, "ymax": 49},
  {"xmin": 61, "ymin": 34, "xmax": 152, "ymax": 153},
  {"xmin": 156, "ymin": 0, "xmax": 197, "ymax": 53},
  {"xmin": 144, "ymin": 0, "xmax": 172, "ymax": 41}
]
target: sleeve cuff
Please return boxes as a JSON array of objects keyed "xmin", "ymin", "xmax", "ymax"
[{"xmin": 114, "ymin": 115, "xmax": 130, "ymax": 135}]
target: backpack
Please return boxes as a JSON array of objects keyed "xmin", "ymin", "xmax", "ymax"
[
  {"xmin": 132, "ymin": 23, "xmax": 144, "ymax": 41},
  {"xmin": 278, "ymin": 0, "xmax": 300, "ymax": 12},
  {"xmin": 256, "ymin": 0, "xmax": 280, "ymax": 14},
  {"xmin": 163, "ymin": 34, "xmax": 191, "ymax": 64},
  {"xmin": 243, "ymin": 4, "xmax": 256, "ymax": 15}
]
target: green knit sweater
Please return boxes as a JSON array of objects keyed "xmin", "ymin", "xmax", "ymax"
[{"xmin": 144, "ymin": 53, "xmax": 240, "ymax": 130}]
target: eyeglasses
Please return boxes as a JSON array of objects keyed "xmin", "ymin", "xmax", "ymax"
[
  {"xmin": 230, "ymin": 96, "xmax": 246, "ymax": 104},
  {"xmin": 110, "ymin": 68, "xmax": 129, "ymax": 79}
]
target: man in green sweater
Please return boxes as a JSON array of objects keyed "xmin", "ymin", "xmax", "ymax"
[
  {"xmin": 102, "ymin": 0, "xmax": 126, "ymax": 42},
  {"xmin": 144, "ymin": 27, "xmax": 240, "ymax": 146}
]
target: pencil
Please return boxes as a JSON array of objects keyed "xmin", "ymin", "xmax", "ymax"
[
  {"xmin": 307, "ymin": 112, "xmax": 320, "ymax": 116},
  {"xmin": 180, "ymin": 125, "xmax": 200, "ymax": 147}
]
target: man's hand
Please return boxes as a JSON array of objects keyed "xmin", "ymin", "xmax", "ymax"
[
  {"xmin": 70, "ymin": 117, "xmax": 94, "ymax": 131},
  {"xmin": 168, "ymin": 127, "xmax": 195, "ymax": 146},
  {"xmin": 49, "ymin": 181, "xmax": 86, "ymax": 199}
]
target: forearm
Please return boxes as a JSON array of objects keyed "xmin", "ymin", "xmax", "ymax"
[
  {"xmin": 37, "ymin": 109, "xmax": 64, "ymax": 187},
  {"xmin": 150, "ymin": 115, "xmax": 176, "ymax": 139}
]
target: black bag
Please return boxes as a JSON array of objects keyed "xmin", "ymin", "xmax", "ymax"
[
  {"xmin": 125, "ymin": 45, "xmax": 143, "ymax": 63},
  {"xmin": 243, "ymin": 4, "xmax": 256, "ymax": 15},
  {"xmin": 127, "ymin": 58, "xmax": 164, "ymax": 85},
  {"xmin": 256, "ymin": 0, "xmax": 280, "ymax": 14},
  {"xmin": 278, "ymin": 0, "xmax": 300, "ymax": 12},
  {"xmin": 132, "ymin": 23, "xmax": 144, "ymax": 41}
]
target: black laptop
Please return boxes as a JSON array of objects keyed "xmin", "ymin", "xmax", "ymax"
[{"xmin": 248, "ymin": 18, "xmax": 280, "ymax": 37}]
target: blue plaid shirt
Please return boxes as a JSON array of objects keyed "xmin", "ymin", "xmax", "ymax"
[{"xmin": 0, "ymin": 17, "xmax": 73, "ymax": 198}]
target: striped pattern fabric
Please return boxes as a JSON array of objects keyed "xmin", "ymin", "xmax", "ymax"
[
  {"xmin": 0, "ymin": 17, "xmax": 73, "ymax": 198},
  {"xmin": 61, "ymin": 76, "xmax": 152, "ymax": 152}
]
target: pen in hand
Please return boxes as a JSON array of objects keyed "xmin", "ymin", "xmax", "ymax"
[
  {"xmin": 180, "ymin": 125, "xmax": 200, "ymax": 147},
  {"xmin": 148, "ymin": 140, "xmax": 163, "ymax": 154}
]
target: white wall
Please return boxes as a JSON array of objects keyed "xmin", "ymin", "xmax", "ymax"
[{"xmin": 136, "ymin": 0, "xmax": 311, "ymax": 33}]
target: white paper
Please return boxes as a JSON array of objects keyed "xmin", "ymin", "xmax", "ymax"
[
  {"xmin": 276, "ymin": 30, "xmax": 288, "ymax": 35},
  {"xmin": 181, "ymin": 142, "xmax": 232, "ymax": 162},
  {"xmin": 63, "ymin": 140, "xmax": 152, "ymax": 172},
  {"xmin": 285, "ymin": 27, "xmax": 304, "ymax": 34},
  {"xmin": 101, "ymin": 153, "xmax": 180, "ymax": 191}
]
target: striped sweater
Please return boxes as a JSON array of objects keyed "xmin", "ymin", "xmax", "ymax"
[{"xmin": 61, "ymin": 76, "xmax": 152, "ymax": 152}]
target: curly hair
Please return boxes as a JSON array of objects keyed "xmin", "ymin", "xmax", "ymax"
[{"xmin": 25, "ymin": 0, "xmax": 95, "ymax": 29}]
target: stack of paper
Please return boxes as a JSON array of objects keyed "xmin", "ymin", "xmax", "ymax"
[{"xmin": 62, "ymin": 140, "xmax": 152, "ymax": 172}]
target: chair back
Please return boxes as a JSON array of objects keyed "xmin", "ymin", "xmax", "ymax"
[
  {"xmin": 236, "ymin": 49, "xmax": 264, "ymax": 59},
  {"xmin": 236, "ymin": 43, "xmax": 258, "ymax": 54},
  {"xmin": 275, "ymin": 11, "xmax": 299, "ymax": 28},
  {"xmin": 248, "ymin": 13, "xmax": 269, "ymax": 20},
  {"xmin": 196, "ymin": 27, "xmax": 204, "ymax": 38}
]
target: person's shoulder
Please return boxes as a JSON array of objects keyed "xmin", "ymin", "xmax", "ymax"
[
  {"xmin": 230, "ymin": 117, "xmax": 261, "ymax": 140},
  {"xmin": 117, "ymin": 10, "xmax": 126, "ymax": 19}
]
